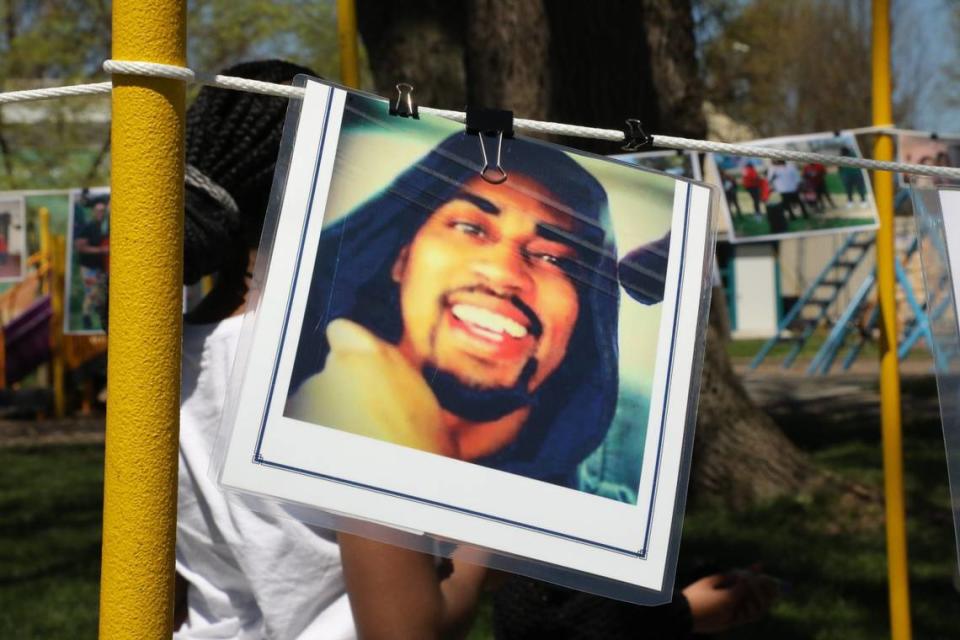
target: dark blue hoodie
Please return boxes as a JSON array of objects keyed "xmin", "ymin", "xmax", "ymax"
[{"xmin": 289, "ymin": 99, "xmax": 621, "ymax": 489}]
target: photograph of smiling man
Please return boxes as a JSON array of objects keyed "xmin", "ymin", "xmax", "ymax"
[
  {"xmin": 282, "ymin": 94, "xmax": 678, "ymax": 504},
  {"xmin": 217, "ymin": 80, "xmax": 713, "ymax": 593},
  {"xmin": 287, "ymin": 134, "xmax": 622, "ymax": 491}
]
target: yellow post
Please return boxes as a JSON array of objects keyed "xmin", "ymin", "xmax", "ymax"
[
  {"xmin": 99, "ymin": 1, "xmax": 186, "ymax": 638},
  {"xmin": 36, "ymin": 206, "xmax": 52, "ymax": 392},
  {"xmin": 39, "ymin": 207, "xmax": 50, "ymax": 295},
  {"xmin": 872, "ymin": 1, "xmax": 912, "ymax": 638},
  {"xmin": 38, "ymin": 206, "xmax": 60, "ymax": 411},
  {"xmin": 337, "ymin": 0, "xmax": 361, "ymax": 88},
  {"xmin": 50, "ymin": 235, "xmax": 66, "ymax": 419}
]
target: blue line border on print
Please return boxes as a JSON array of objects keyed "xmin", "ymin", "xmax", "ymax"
[{"xmin": 252, "ymin": 86, "xmax": 691, "ymax": 559}]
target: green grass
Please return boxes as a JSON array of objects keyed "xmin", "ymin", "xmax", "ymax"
[
  {"xmin": 2, "ymin": 395, "xmax": 958, "ymax": 639},
  {"xmin": 730, "ymin": 213, "xmax": 876, "ymax": 238},
  {"xmin": 727, "ymin": 335, "xmax": 831, "ymax": 360},
  {"xmin": 727, "ymin": 335, "xmax": 931, "ymax": 363},
  {"xmin": 0, "ymin": 445, "xmax": 103, "ymax": 639},
  {"xmin": 678, "ymin": 374, "xmax": 959, "ymax": 639}
]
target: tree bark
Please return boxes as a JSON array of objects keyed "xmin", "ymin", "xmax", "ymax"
[
  {"xmin": 464, "ymin": 0, "xmax": 550, "ymax": 119},
  {"xmin": 541, "ymin": 2, "xmax": 653, "ymax": 154},
  {"xmin": 638, "ymin": 0, "xmax": 705, "ymax": 139},
  {"xmin": 356, "ymin": 0, "xmax": 466, "ymax": 109},
  {"xmin": 356, "ymin": 0, "xmax": 823, "ymax": 509},
  {"xmin": 692, "ymin": 293, "xmax": 813, "ymax": 508}
]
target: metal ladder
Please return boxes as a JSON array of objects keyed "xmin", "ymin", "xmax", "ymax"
[
  {"xmin": 750, "ymin": 231, "xmax": 875, "ymax": 369},
  {"xmin": 807, "ymin": 237, "xmax": 943, "ymax": 374}
]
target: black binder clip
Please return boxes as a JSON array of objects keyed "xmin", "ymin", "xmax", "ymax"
[
  {"xmin": 466, "ymin": 107, "xmax": 514, "ymax": 185},
  {"xmin": 622, "ymin": 118, "xmax": 653, "ymax": 151},
  {"xmin": 389, "ymin": 83, "xmax": 419, "ymax": 119}
]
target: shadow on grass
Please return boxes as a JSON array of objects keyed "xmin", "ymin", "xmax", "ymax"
[
  {"xmin": 678, "ymin": 373, "xmax": 958, "ymax": 639},
  {"xmin": 3, "ymin": 378, "xmax": 959, "ymax": 640},
  {"xmin": 0, "ymin": 444, "xmax": 103, "ymax": 639}
]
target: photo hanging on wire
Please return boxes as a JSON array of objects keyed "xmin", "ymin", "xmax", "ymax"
[
  {"xmin": 213, "ymin": 76, "xmax": 718, "ymax": 603},
  {"xmin": 911, "ymin": 178, "xmax": 960, "ymax": 574},
  {"xmin": 706, "ymin": 132, "xmax": 879, "ymax": 243},
  {"xmin": 64, "ymin": 187, "xmax": 110, "ymax": 334}
]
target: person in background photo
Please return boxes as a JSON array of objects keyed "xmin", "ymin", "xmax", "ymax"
[
  {"xmin": 767, "ymin": 160, "xmax": 808, "ymax": 221},
  {"xmin": 73, "ymin": 194, "xmax": 109, "ymax": 330},
  {"xmin": 0, "ymin": 212, "xmax": 9, "ymax": 267},
  {"xmin": 838, "ymin": 147, "xmax": 868, "ymax": 207},
  {"xmin": 802, "ymin": 161, "xmax": 834, "ymax": 212},
  {"xmin": 741, "ymin": 161, "xmax": 763, "ymax": 218},
  {"xmin": 721, "ymin": 170, "xmax": 743, "ymax": 219}
]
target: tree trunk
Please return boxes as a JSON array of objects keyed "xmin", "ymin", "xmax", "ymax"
[
  {"xmin": 638, "ymin": 0, "xmax": 705, "ymax": 139},
  {"xmin": 692, "ymin": 292, "xmax": 813, "ymax": 508},
  {"xmin": 356, "ymin": 0, "xmax": 466, "ymax": 109},
  {"xmin": 357, "ymin": 0, "xmax": 823, "ymax": 509},
  {"xmin": 464, "ymin": 0, "xmax": 550, "ymax": 119}
]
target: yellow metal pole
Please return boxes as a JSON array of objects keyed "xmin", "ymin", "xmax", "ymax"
[
  {"xmin": 872, "ymin": 1, "xmax": 912, "ymax": 638},
  {"xmin": 39, "ymin": 207, "xmax": 50, "ymax": 295},
  {"xmin": 50, "ymin": 235, "xmax": 66, "ymax": 419},
  {"xmin": 337, "ymin": 0, "xmax": 361, "ymax": 88},
  {"xmin": 36, "ymin": 207, "xmax": 52, "ymax": 398},
  {"xmin": 99, "ymin": 1, "xmax": 186, "ymax": 638}
]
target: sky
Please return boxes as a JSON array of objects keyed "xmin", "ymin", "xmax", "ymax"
[{"xmin": 894, "ymin": 0, "xmax": 960, "ymax": 133}]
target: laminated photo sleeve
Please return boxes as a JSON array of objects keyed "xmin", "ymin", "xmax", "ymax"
[
  {"xmin": 912, "ymin": 178, "xmax": 960, "ymax": 573},
  {"xmin": 214, "ymin": 76, "xmax": 718, "ymax": 603}
]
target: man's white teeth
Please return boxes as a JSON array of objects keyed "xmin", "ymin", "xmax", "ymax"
[{"xmin": 451, "ymin": 304, "xmax": 528, "ymax": 339}]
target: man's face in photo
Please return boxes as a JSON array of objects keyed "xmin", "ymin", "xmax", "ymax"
[{"xmin": 391, "ymin": 174, "xmax": 582, "ymax": 396}]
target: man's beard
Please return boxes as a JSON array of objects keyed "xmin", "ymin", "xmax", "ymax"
[{"xmin": 421, "ymin": 359, "xmax": 539, "ymax": 423}]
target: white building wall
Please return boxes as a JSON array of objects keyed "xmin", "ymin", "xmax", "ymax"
[{"xmin": 732, "ymin": 243, "xmax": 779, "ymax": 338}]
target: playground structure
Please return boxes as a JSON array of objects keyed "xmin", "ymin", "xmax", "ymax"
[
  {"xmin": 0, "ymin": 207, "xmax": 106, "ymax": 415},
  {"xmin": 750, "ymin": 224, "xmax": 943, "ymax": 375}
]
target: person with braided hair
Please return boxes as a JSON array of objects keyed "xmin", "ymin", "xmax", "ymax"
[{"xmin": 175, "ymin": 60, "xmax": 489, "ymax": 640}]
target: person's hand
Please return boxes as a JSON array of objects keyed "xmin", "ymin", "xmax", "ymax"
[
  {"xmin": 682, "ymin": 570, "xmax": 779, "ymax": 634},
  {"xmin": 286, "ymin": 318, "xmax": 455, "ymax": 456}
]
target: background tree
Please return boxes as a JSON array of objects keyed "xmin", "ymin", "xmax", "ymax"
[
  {"xmin": 0, "ymin": 0, "xmax": 111, "ymax": 189},
  {"xmin": 0, "ymin": 0, "xmax": 362, "ymax": 190},
  {"xmin": 695, "ymin": 0, "xmax": 929, "ymax": 138}
]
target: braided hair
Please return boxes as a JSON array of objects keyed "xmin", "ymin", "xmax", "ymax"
[{"xmin": 183, "ymin": 59, "xmax": 316, "ymax": 285}]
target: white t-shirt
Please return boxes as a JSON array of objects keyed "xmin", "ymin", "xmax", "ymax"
[
  {"xmin": 768, "ymin": 164, "xmax": 801, "ymax": 193},
  {"xmin": 175, "ymin": 316, "xmax": 356, "ymax": 640}
]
